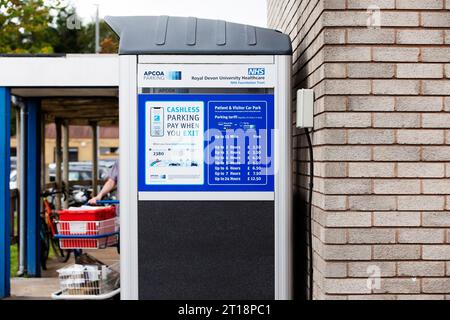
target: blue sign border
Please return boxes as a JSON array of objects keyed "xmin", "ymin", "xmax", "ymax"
[{"xmin": 138, "ymin": 94, "xmax": 274, "ymax": 192}]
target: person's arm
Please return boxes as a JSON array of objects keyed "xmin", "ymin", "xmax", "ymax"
[{"xmin": 88, "ymin": 178, "xmax": 116, "ymax": 205}]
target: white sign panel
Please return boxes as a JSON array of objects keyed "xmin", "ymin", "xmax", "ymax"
[
  {"xmin": 138, "ymin": 64, "xmax": 276, "ymax": 88},
  {"xmin": 145, "ymin": 100, "xmax": 204, "ymax": 185}
]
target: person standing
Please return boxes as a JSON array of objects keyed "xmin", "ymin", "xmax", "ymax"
[{"xmin": 88, "ymin": 160, "xmax": 119, "ymax": 212}]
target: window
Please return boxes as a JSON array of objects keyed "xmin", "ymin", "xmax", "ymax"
[
  {"xmin": 53, "ymin": 147, "xmax": 79, "ymax": 162},
  {"xmin": 100, "ymin": 147, "xmax": 119, "ymax": 156},
  {"xmin": 69, "ymin": 171, "xmax": 92, "ymax": 181},
  {"xmin": 69, "ymin": 148, "xmax": 78, "ymax": 162}
]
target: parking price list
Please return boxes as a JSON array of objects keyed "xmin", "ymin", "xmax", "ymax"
[{"xmin": 208, "ymin": 100, "xmax": 269, "ymax": 186}]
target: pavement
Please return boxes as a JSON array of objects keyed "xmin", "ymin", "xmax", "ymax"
[{"xmin": 6, "ymin": 248, "xmax": 120, "ymax": 300}]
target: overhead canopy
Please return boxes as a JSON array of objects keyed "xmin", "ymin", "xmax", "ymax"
[
  {"xmin": 0, "ymin": 54, "xmax": 119, "ymax": 126},
  {"xmin": 105, "ymin": 15, "xmax": 292, "ymax": 55},
  {"xmin": 42, "ymin": 98, "xmax": 118, "ymax": 126}
]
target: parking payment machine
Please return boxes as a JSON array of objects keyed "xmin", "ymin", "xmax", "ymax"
[{"xmin": 106, "ymin": 16, "xmax": 293, "ymax": 300}]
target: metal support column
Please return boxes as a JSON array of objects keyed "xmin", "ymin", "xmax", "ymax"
[
  {"xmin": 15, "ymin": 106, "xmax": 20, "ymax": 202},
  {"xmin": 41, "ymin": 114, "xmax": 46, "ymax": 189},
  {"xmin": 91, "ymin": 122, "xmax": 99, "ymax": 196},
  {"xmin": 0, "ymin": 87, "xmax": 11, "ymax": 298},
  {"xmin": 17, "ymin": 101, "xmax": 27, "ymax": 276},
  {"xmin": 62, "ymin": 120, "xmax": 69, "ymax": 209},
  {"xmin": 26, "ymin": 99, "xmax": 41, "ymax": 277},
  {"xmin": 15, "ymin": 106, "xmax": 21, "ymax": 257},
  {"xmin": 55, "ymin": 118, "xmax": 62, "ymax": 211}
]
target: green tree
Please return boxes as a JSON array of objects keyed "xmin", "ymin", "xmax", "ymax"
[
  {"xmin": 0, "ymin": 0, "xmax": 62, "ymax": 53},
  {"xmin": 99, "ymin": 20, "xmax": 119, "ymax": 53},
  {"xmin": 0, "ymin": 1, "xmax": 119, "ymax": 54}
]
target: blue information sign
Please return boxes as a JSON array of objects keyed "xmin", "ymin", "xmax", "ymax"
[{"xmin": 138, "ymin": 94, "xmax": 274, "ymax": 192}]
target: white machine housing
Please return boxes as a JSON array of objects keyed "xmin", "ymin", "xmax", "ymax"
[{"xmin": 107, "ymin": 16, "xmax": 293, "ymax": 300}]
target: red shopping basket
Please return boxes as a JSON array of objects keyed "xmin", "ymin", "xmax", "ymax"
[
  {"xmin": 56, "ymin": 205, "xmax": 118, "ymax": 249},
  {"xmin": 58, "ymin": 206, "xmax": 116, "ymax": 221},
  {"xmin": 56, "ymin": 218, "xmax": 118, "ymax": 249}
]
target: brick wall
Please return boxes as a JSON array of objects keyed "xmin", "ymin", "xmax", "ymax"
[{"xmin": 268, "ymin": 0, "xmax": 450, "ymax": 299}]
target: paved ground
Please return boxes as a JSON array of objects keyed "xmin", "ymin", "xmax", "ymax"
[{"xmin": 7, "ymin": 248, "xmax": 120, "ymax": 300}]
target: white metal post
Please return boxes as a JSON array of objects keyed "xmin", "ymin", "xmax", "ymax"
[
  {"xmin": 119, "ymin": 55, "xmax": 139, "ymax": 300},
  {"xmin": 274, "ymin": 55, "xmax": 293, "ymax": 300}
]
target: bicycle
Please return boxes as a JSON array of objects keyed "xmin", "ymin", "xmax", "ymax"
[{"xmin": 40, "ymin": 189, "xmax": 71, "ymax": 270}]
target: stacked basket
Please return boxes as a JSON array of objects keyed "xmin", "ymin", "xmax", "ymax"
[{"xmin": 57, "ymin": 263, "xmax": 120, "ymax": 297}]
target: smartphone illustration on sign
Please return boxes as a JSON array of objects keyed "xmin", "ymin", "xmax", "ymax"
[{"xmin": 150, "ymin": 107, "xmax": 164, "ymax": 137}]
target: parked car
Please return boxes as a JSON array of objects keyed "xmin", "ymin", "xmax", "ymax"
[
  {"xmin": 10, "ymin": 169, "xmax": 17, "ymax": 190},
  {"xmin": 9, "ymin": 157, "xmax": 17, "ymax": 189},
  {"xmin": 99, "ymin": 160, "xmax": 116, "ymax": 169},
  {"xmin": 10, "ymin": 160, "xmax": 116, "ymax": 190},
  {"xmin": 10, "ymin": 156, "xmax": 16, "ymax": 170},
  {"xmin": 47, "ymin": 162, "xmax": 110, "ymax": 183}
]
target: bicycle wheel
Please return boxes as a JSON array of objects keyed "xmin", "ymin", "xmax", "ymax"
[
  {"xmin": 50, "ymin": 237, "xmax": 71, "ymax": 263},
  {"xmin": 40, "ymin": 223, "xmax": 50, "ymax": 271}
]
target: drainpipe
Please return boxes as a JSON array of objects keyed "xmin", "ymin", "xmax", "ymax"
[{"xmin": 17, "ymin": 101, "xmax": 27, "ymax": 276}]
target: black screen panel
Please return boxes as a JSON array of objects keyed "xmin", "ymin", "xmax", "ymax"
[{"xmin": 137, "ymin": 200, "xmax": 274, "ymax": 300}]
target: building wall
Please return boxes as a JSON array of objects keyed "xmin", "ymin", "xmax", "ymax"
[
  {"xmin": 42, "ymin": 138, "xmax": 119, "ymax": 164},
  {"xmin": 10, "ymin": 137, "xmax": 119, "ymax": 165},
  {"xmin": 268, "ymin": 0, "xmax": 450, "ymax": 299}
]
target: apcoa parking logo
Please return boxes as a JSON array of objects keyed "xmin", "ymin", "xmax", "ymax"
[
  {"xmin": 143, "ymin": 70, "xmax": 182, "ymax": 80},
  {"xmin": 248, "ymin": 68, "xmax": 265, "ymax": 76},
  {"xmin": 168, "ymin": 71, "xmax": 182, "ymax": 80}
]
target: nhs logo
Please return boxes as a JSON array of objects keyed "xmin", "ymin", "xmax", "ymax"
[{"xmin": 248, "ymin": 68, "xmax": 265, "ymax": 76}]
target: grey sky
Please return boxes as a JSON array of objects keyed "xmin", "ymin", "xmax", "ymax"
[{"xmin": 69, "ymin": 0, "xmax": 267, "ymax": 27}]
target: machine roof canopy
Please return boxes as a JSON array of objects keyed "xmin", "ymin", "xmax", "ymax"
[{"xmin": 105, "ymin": 15, "xmax": 292, "ymax": 56}]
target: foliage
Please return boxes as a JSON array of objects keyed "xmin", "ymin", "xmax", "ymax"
[
  {"xmin": 0, "ymin": 0, "xmax": 62, "ymax": 53},
  {"xmin": 10, "ymin": 244, "xmax": 18, "ymax": 277},
  {"xmin": 0, "ymin": 0, "xmax": 119, "ymax": 54},
  {"xmin": 100, "ymin": 35, "xmax": 119, "ymax": 54}
]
